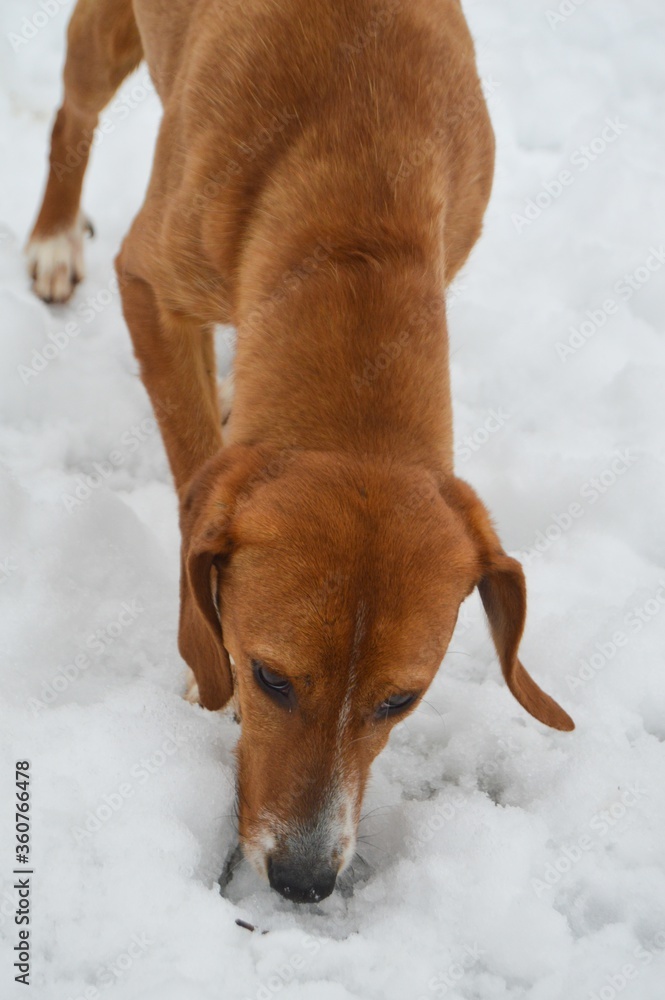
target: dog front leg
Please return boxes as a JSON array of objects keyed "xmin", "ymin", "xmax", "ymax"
[
  {"xmin": 27, "ymin": 0, "xmax": 142, "ymax": 302},
  {"xmin": 115, "ymin": 267, "xmax": 224, "ymax": 495}
]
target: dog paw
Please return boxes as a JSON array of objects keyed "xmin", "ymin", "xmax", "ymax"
[
  {"xmin": 184, "ymin": 667, "xmax": 201, "ymax": 705},
  {"xmin": 26, "ymin": 214, "xmax": 92, "ymax": 303}
]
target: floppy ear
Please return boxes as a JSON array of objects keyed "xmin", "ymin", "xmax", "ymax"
[
  {"xmin": 442, "ymin": 477, "xmax": 574, "ymax": 732},
  {"xmin": 177, "ymin": 445, "xmax": 271, "ymax": 711},
  {"xmin": 477, "ymin": 551, "xmax": 574, "ymax": 731}
]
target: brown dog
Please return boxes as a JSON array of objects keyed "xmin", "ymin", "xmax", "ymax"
[{"xmin": 28, "ymin": 0, "xmax": 573, "ymax": 903}]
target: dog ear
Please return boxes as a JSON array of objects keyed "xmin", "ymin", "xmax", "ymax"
[
  {"xmin": 178, "ymin": 445, "xmax": 272, "ymax": 711},
  {"xmin": 441, "ymin": 477, "xmax": 574, "ymax": 732}
]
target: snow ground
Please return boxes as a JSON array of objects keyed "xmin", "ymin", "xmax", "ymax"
[{"xmin": 1, "ymin": 1, "xmax": 665, "ymax": 998}]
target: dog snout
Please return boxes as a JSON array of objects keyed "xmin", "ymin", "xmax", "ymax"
[{"xmin": 267, "ymin": 855, "xmax": 338, "ymax": 903}]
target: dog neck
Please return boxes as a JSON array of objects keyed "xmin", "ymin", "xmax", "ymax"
[{"xmin": 228, "ymin": 226, "xmax": 454, "ymax": 472}]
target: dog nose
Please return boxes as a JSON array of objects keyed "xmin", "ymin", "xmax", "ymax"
[{"xmin": 267, "ymin": 857, "xmax": 337, "ymax": 903}]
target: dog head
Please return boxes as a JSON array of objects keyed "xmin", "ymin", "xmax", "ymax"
[{"xmin": 179, "ymin": 444, "xmax": 573, "ymax": 902}]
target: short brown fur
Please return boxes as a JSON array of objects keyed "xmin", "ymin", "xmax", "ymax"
[{"xmin": 29, "ymin": 0, "xmax": 573, "ymax": 897}]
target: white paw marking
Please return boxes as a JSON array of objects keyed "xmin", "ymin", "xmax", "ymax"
[
  {"xmin": 184, "ymin": 667, "xmax": 201, "ymax": 705},
  {"xmin": 26, "ymin": 215, "xmax": 87, "ymax": 303}
]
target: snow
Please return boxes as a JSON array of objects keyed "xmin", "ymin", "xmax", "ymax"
[{"xmin": 1, "ymin": 0, "xmax": 665, "ymax": 997}]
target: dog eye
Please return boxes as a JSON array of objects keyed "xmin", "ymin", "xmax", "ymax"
[
  {"xmin": 252, "ymin": 660, "xmax": 292, "ymax": 700},
  {"xmin": 377, "ymin": 692, "xmax": 418, "ymax": 719}
]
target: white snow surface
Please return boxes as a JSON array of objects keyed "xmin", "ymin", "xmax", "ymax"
[{"xmin": 1, "ymin": 1, "xmax": 665, "ymax": 998}]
